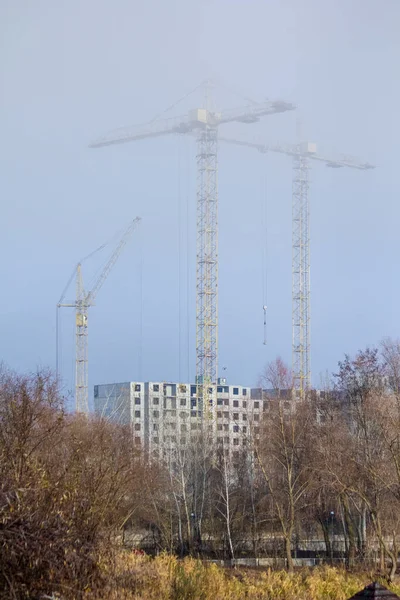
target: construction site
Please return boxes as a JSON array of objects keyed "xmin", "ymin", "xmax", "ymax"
[
  {"xmin": 56, "ymin": 80, "xmax": 374, "ymax": 424},
  {"xmin": 6, "ymin": 4, "xmax": 400, "ymax": 595}
]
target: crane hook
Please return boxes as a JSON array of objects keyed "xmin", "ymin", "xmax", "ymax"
[{"xmin": 263, "ymin": 305, "xmax": 267, "ymax": 345}]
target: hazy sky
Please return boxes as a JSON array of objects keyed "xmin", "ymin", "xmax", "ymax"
[{"xmin": 1, "ymin": 0, "xmax": 399, "ymax": 403}]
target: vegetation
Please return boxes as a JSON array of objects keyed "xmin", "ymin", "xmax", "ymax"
[
  {"xmin": 2, "ymin": 339, "xmax": 400, "ymax": 596},
  {"xmin": 81, "ymin": 553, "xmax": 400, "ymax": 599},
  {"xmin": 0, "ymin": 366, "xmax": 152, "ymax": 598}
]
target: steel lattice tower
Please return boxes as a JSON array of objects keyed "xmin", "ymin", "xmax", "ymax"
[
  {"xmin": 196, "ymin": 126, "xmax": 218, "ymax": 407},
  {"xmin": 75, "ymin": 264, "xmax": 89, "ymax": 413},
  {"xmin": 58, "ymin": 218, "xmax": 141, "ymax": 414},
  {"xmin": 292, "ymin": 150, "xmax": 311, "ymax": 399}
]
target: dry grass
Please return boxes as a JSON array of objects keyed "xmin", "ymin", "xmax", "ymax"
[{"xmin": 88, "ymin": 552, "xmax": 400, "ymax": 600}]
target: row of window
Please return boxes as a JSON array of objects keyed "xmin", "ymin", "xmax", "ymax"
[
  {"xmin": 144, "ymin": 384, "xmax": 249, "ymax": 396},
  {"xmin": 134, "ymin": 384, "xmax": 187, "ymax": 393},
  {"xmin": 136, "ymin": 397, "xmax": 202, "ymax": 408},
  {"xmin": 218, "ymin": 387, "xmax": 247, "ymax": 396},
  {"xmin": 150, "ymin": 450, "xmax": 245, "ymax": 463},
  {"xmin": 151, "ymin": 436, "xmax": 181, "ymax": 445},
  {"xmin": 135, "ymin": 398, "xmax": 263, "ymax": 409},
  {"xmin": 134, "ymin": 409, "xmax": 261, "ymax": 420},
  {"xmin": 216, "ymin": 411, "xmax": 260, "ymax": 421},
  {"xmin": 217, "ymin": 437, "xmax": 247, "ymax": 446},
  {"xmin": 134, "ymin": 422, "xmax": 258, "ymax": 434},
  {"xmin": 159, "ymin": 436, "xmax": 250, "ymax": 446},
  {"xmin": 107, "ymin": 383, "xmax": 252, "ymax": 397},
  {"xmin": 215, "ymin": 399, "xmax": 246, "ymax": 407},
  {"xmin": 134, "ymin": 384, "xmax": 183, "ymax": 394},
  {"xmin": 150, "ymin": 436, "xmax": 247, "ymax": 446},
  {"xmin": 149, "ymin": 434, "xmax": 256, "ymax": 446}
]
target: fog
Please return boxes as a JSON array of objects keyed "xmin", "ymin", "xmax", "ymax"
[{"xmin": 1, "ymin": 0, "xmax": 398, "ymax": 403}]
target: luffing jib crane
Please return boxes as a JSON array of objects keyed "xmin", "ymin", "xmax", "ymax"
[
  {"xmin": 219, "ymin": 135, "xmax": 374, "ymax": 399},
  {"xmin": 90, "ymin": 83, "xmax": 295, "ymax": 411},
  {"xmin": 58, "ymin": 216, "xmax": 141, "ymax": 413}
]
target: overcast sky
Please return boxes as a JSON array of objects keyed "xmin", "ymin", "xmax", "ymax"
[{"xmin": 1, "ymin": 0, "xmax": 399, "ymax": 404}]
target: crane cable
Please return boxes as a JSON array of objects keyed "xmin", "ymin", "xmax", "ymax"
[
  {"xmin": 177, "ymin": 135, "xmax": 182, "ymax": 382},
  {"xmin": 262, "ymin": 162, "xmax": 268, "ymax": 346},
  {"xmin": 138, "ymin": 228, "xmax": 143, "ymax": 381},
  {"xmin": 212, "ymin": 77, "xmax": 261, "ymax": 106},
  {"xmin": 56, "ymin": 261, "xmax": 80, "ymax": 404},
  {"xmin": 56, "ymin": 305, "xmax": 61, "ymax": 386},
  {"xmin": 186, "ymin": 135, "xmax": 191, "ymax": 383},
  {"xmin": 147, "ymin": 81, "xmax": 205, "ymax": 125},
  {"xmin": 70, "ymin": 303, "xmax": 75, "ymax": 410}
]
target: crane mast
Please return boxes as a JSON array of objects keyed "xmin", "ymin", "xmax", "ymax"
[
  {"xmin": 90, "ymin": 82, "xmax": 295, "ymax": 412},
  {"xmin": 76, "ymin": 263, "xmax": 89, "ymax": 412},
  {"xmin": 58, "ymin": 217, "xmax": 141, "ymax": 414},
  {"xmin": 218, "ymin": 135, "xmax": 374, "ymax": 399},
  {"xmin": 292, "ymin": 150, "xmax": 311, "ymax": 397},
  {"xmin": 196, "ymin": 125, "xmax": 218, "ymax": 409}
]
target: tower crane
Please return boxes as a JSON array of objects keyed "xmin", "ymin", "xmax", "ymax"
[
  {"xmin": 218, "ymin": 135, "xmax": 374, "ymax": 399},
  {"xmin": 57, "ymin": 216, "xmax": 141, "ymax": 413},
  {"xmin": 90, "ymin": 82, "xmax": 295, "ymax": 410}
]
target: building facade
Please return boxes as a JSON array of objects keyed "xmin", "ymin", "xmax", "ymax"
[{"xmin": 94, "ymin": 380, "xmax": 271, "ymax": 458}]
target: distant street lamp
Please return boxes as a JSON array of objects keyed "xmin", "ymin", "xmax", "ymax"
[
  {"xmin": 330, "ymin": 511, "xmax": 335, "ymax": 563},
  {"xmin": 190, "ymin": 512, "xmax": 196, "ymax": 545}
]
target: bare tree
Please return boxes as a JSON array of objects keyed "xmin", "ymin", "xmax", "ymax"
[
  {"xmin": 213, "ymin": 446, "xmax": 237, "ymax": 560},
  {"xmin": 315, "ymin": 348, "xmax": 400, "ymax": 578},
  {"xmin": 381, "ymin": 337, "xmax": 400, "ymax": 399},
  {"xmin": 255, "ymin": 358, "xmax": 311, "ymax": 571},
  {"xmin": 0, "ymin": 367, "xmax": 147, "ymax": 597},
  {"xmin": 259, "ymin": 356, "xmax": 292, "ymax": 396}
]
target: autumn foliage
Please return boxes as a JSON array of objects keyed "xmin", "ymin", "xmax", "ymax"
[
  {"xmin": 0, "ymin": 366, "xmax": 146, "ymax": 598},
  {"xmin": 3, "ymin": 340, "xmax": 400, "ymax": 596}
]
